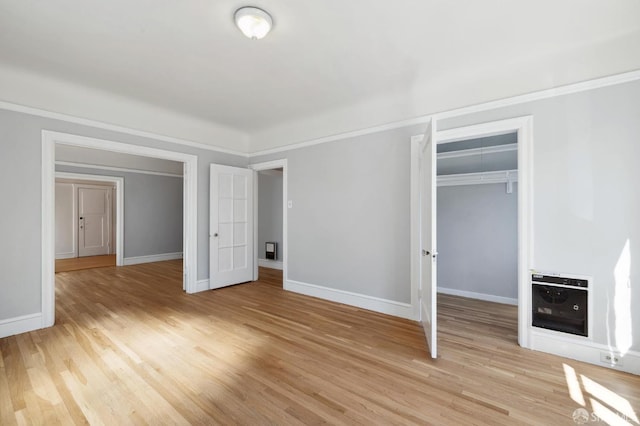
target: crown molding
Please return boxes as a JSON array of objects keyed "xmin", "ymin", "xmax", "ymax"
[
  {"xmin": 248, "ymin": 69, "xmax": 640, "ymax": 157},
  {"xmin": 3, "ymin": 69, "xmax": 639, "ymax": 158},
  {"xmin": 0, "ymin": 100, "xmax": 249, "ymax": 157}
]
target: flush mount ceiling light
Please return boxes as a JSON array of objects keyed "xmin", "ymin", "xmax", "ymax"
[{"xmin": 234, "ymin": 6, "xmax": 273, "ymax": 40}]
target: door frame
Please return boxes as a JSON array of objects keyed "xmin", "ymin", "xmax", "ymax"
[
  {"xmin": 249, "ymin": 159, "xmax": 288, "ymax": 284},
  {"xmin": 55, "ymin": 172, "xmax": 124, "ymax": 266},
  {"xmin": 42, "ymin": 130, "xmax": 198, "ymax": 328},
  {"xmin": 410, "ymin": 115, "xmax": 533, "ymax": 348}
]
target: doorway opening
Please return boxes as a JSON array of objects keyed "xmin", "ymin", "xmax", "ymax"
[
  {"xmin": 410, "ymin": 116, "xmax": 533, "ymax": 358},
  {"xmin": 250, "ymin": 160, "xmax": 288, "ymax": 288},
  {"xmin": 42, "ymin": 130, "xmax": 198, "ymax": 328},
  {"xmin": 54, "ymin": 172, "xmax": 124, "ymax": 273},
  {"xmin": 436, "ymin": 132, "xmax": 519, "ymax": 342}
]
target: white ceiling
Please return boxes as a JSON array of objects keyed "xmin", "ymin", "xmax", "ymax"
[{"xmin": 1, "ymin": 1, "xmax": 639, "ymax": 150}]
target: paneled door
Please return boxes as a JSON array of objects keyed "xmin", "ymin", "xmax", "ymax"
[
  {"xmin": 78, "ymin": 186, "xmax": 111, "ymax": 257},
  {"xmin": 420, "ymin": 119, "xmax": 438, "ymax": 359},
  {"xmin": 210, "ymin": 164, "xmax": 254, "ymax": 289}
]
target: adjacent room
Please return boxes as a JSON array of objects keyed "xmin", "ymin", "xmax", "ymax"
[{"xmin": 0, "ymin": 1, "xmax": 639, "ymax": 424}]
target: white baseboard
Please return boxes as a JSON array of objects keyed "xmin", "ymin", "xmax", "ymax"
[
  {"xmin": 195, "ymin": 279, "xmax": 210, "ymax": 293},
  {"xmin": 55, "ymin": 252, "xmax": 76, "ymax": 260},
  {"xmin": 285, "ymin": 279, "xmax": 415, "ymax": 320},
  {"xmin": 258, "ymin": 258, "xmax": 283, "ymax": 270},
  {"xmin": 0, "ymin": 313, "xmax": 43, "ymax": 339},
  {"xmin": 438, "ymin": 286, "xmax": 518, "ymax": 305},
  {"xmin": 123, "ymin": 252, "xmax": 183, "ymax": 266},
  {"xmin": 530, "ymin": 330, "xmax": 640, "ymax": 375}
]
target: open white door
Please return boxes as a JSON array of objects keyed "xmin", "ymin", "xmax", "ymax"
[
  {"xmin": 210, "ymin": 164, "xmax": 254, "ymax": 289},
  {"xmin": 419, "ymin": 120, "xmax": 438, "ymax": 359}
]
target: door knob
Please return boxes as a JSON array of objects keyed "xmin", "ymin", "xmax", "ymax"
[{"xmin": 213, "ymin": 233, "xmax": 218, "ymax": 237}]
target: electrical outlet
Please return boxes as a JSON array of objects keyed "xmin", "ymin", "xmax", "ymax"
[{"xmin": 600, "ymin": 352, "xmax": 623, "ymax": 366}]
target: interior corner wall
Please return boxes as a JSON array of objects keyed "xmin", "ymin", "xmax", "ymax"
[
  {"xmin": 0, "ymin": 107, "xmax": 247, "ymax": 322},
  {"xmin": 437, "ymin": 183, "xmax": 518, "ymax": 300},
  {"xmin": 439, "ymin": 79, "xmax": 640, "ymax": 353},
  {"xmin": 258, "ymin": 172, "xmax": 283, "ymax": 261},
  {"xmin": 55, "ymin": 165, "xmax": 184, "ymax": 259},
  {"xmin": 251, "ymin": 125, "xmax": 423, "ymax": 304}
]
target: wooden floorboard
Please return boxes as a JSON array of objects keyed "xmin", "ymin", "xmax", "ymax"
[
  {"xmin": 1, "ymin": 262, "xmax": 638, "ymax": 425},
  {"xmin": 55, "ymin": 255, "xmax": 116, "ymax": 273}
]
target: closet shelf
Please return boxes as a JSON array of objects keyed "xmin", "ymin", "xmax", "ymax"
[
  {"xmin": 437, "ymin": 143, "xmax": 517, "ymax": 160},
  {"xmin": 437, "ymin": 169, "xmax": 518, "ymax": 188}
]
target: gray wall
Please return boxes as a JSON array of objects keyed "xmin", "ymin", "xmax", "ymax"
[
  {"xmin": 258, "ymin": 172, "xmax": 283, "ymax": 260},
  {"xmin": 252, "ymin": 125, "xmax": 421, "ymax": 303},
  {"xmin": 439, "ymin": 80, "xmax": 640, "ymax": 352},
  {"xmin": 56, "ymin": 164, "xmax": 183, "ymax": 258},
  {"xmin": 437, "ymin": 183, "xmax": 518, "ymax": 299},
  {"xmin": 0, "ymin": 108, "xmax": 245, "ymax": 321},
  {"xmin": 437, "ymin": 150, "xmax": 517, "ymax": 175},
  {"xmin": 3, "ymin": 75, "xmax": 639, "ymax": 356}
]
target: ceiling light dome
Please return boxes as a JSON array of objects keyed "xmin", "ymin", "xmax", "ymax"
[{"xmin": 234, "ymin": 7, "xmax": 273, "ymax": 40}]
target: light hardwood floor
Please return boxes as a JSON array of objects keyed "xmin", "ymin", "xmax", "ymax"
[
  {"xmin": 55, "ymin": 255, "xmax": 116, "ymax": 273},
  {"xmin": 1, "ymin": 261, "xmax": 638, "ymax": 425}
]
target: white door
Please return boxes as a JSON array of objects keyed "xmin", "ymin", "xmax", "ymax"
[
  {"xmin": 78, "ymin": 186, "xmax": 111, "ymax": 257},
  {"xmin": 210, "ymin": 164, "xmax": 254, "ymax": 289},
  {"xmin": 420, "ymin": 120, "xmax": 438, "ymax": 359}
]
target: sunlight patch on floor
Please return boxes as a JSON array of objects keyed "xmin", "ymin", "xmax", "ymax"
[{"xmin": 564, "ymin": 362, "xmax": 638, "ymax": 425}]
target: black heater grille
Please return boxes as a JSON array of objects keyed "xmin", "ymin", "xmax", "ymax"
[{"xmin": 531, "ymin": 274, "xmax": 588, "ymax": 337}]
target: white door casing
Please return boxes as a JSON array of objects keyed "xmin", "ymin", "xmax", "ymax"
[
  {"xmin": 419, "ymin": 119, "xmax": 438, "ymax": 359},
  {"xmin": 210, "ymin": 164, "xmax": 254, "ymax": 289},
  {"xmin": 78, "ymin": 186, "xmax": 111, "ymax": 257}
]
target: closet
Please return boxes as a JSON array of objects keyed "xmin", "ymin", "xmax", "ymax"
[{"xmin": 436, "ymin": 132, "xmax": 519, "ymax": 305}]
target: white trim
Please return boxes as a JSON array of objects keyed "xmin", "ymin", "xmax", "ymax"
[
  {"xmin": 0, "ymin": 313, "xmax": 43, "ymax": 339},
  {"xmin": 437, "ymin": 143, "xmax": 517, "ymax": 159},
  {"xmin": 437, "ymin": 70, "xmax": 640, "ymax": 121},
  {"xmin": 56, "ymin": 161, "xmax": 183, "ymax": 178},
  {"xmin": 55, "ymin": 253, "xmax": 76, "ymax": 260},
  {"xmin": 55, "ymin": 172, "xmax": 124, "ymax": 266},
  {"xmin": 409, "ymin": 139, "xmax": 421, "ymax": 320},
  {"xmin": 0, "ymin": 100, "xmax": 247, "ymax": 157},
  {"xmin": 249, "ymin": 159, "xmax": 288, "ymax": 285},
  {"xmin": 195, "ymin": 279, "xmax": 210, "ymax": 292},
  {"xmin": 3, "ymin": 70, "xmax": 638, "ymax": 158},
  {"xmin": 43, "ymin": 130, "xmax": 198, "ymax": 329},
  {"xmin": 437, "ymin": 169, "xmax": 518, "ymax": 187},
  {"xmin": 2, "ymin": 70, "xmax": 639, "ymax": 159},
  {"xmin": 530, "ymin": 332, "xmax": 640, "ymax": 375},
  {"xmin": 258, "ymin": 258, "xmax": 283, "ymax": 270},
  {"xmin": 285, "ymin": 279, "xmax": 415, "ymax": 320},
  {"xmin": 123, "ymin": 252, "xmax": 183, "ymax": 266},
  {"xmin": 438, "ymin": 287, "xmax": 518, "ymax": 306},
  {"xmin": 249, "ymin": 70, "xmax": 640, "ymax": 157},
  {"xmin": 438, "ymin": 117, "xmax": 533, "ymax": 144},
  {"xmin": 42, "ymin": 136, "xmax": 55, "ymax": 327},
  {"xmin": 410, "ymin": 116, "xmax": 533, "ymax": 349}
]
